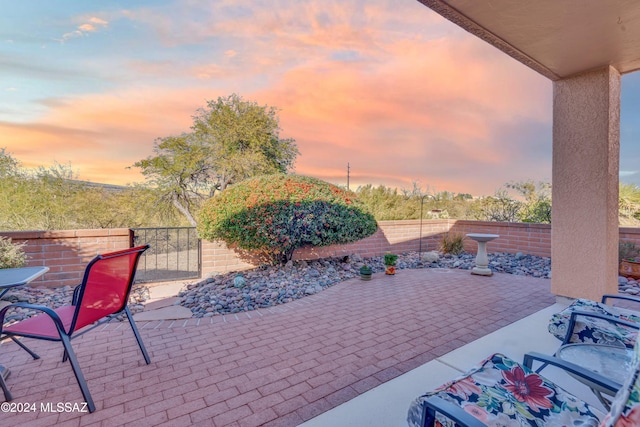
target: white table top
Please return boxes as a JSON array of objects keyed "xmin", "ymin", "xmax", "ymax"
[{"xmin": 0, "ymin": 266, "xmax": 49, "ymax": 288}]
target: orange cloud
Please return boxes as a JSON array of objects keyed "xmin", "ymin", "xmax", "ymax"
[
  {"xmin": 88, "ymin": 17, "xmax": 108, "ymax": 26},
  {"xmin": 3, "ymin": 0, "xmax": 552, "ymax": 196},
  {"xmin": 2, "ymin": 86, "xmax": 226, "ymax": 184},
  {"xmin": 253, "ymin": 32, "xmax": 551, "ymax": 194}
]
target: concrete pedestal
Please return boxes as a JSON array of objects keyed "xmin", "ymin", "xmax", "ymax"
[{"xmin": 467, "ymin": 233, "xmax": 499, "ymax": 276}]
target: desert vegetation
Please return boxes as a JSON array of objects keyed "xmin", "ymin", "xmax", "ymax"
[
  {"xmin": 0, "ymin": 148, "xmax": 183, "ymax": 230},
  {"xmin": 0, "ymin": 236, "xmax": 26, "ymax": 269},
  {"xmin": 133, "ymin": 94, "xmax": 298, "ymax": 226},
  {"xmin": 1, "ymin": 91, "xmax": 639, "ymax": 232},
  {"xmin": 3, "ymin": 142, "xmax": 640, "ymax": 231}
]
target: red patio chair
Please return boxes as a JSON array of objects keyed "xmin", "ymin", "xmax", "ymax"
[{"xmin": 0, "ymin": 245, "xmax": 151, "ymax": 413}]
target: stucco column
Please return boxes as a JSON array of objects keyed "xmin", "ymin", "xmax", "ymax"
[{"xmin": 552, "ymin": 66, "xmax": 620, "ymax": 300}]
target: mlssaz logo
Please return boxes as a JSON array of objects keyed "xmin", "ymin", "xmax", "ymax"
[{"xmin": 40, "ymin": 402, "xmax": 89, "ymax": 413}]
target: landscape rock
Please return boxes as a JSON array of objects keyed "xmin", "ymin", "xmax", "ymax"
[
  {"xmin": 421, "ymin": 251, "xmax": 440, "ymax": 263},
  {"xmin": 3, "ymin": 251, "xmax": 581, "ymax": 322}
]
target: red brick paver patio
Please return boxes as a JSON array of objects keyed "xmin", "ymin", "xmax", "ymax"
[{"xmin": 0, "ymin": 269, "xmax": 554, "ymax": 426}]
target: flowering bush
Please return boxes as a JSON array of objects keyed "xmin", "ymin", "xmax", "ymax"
[
  {"xmin": 197, "ymin": 174, "xmax": 377, "ymax": 264},
  {"xmin": 0, "ymin": 236, "xmax": 27, "ymax": 269}
]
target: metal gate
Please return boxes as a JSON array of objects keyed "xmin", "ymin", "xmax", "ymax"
[{"xmin": 131, "ymin": 227, "xmax": 201, "ymax": 283}]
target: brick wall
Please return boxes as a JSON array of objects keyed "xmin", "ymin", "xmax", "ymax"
[
  {"xmin": 198, "ymin": 219, "xmax": 619, "ymax": 276},
  {"xmin": 198, "ymin": 220, "xmax": 451, "ymax": 277},
  {"xmin": 620, "ymin": 227, "xmax": 640, "ymax": 248},
  {"xmin": 1, "ymin": 229, "xmax": 131, "ymax": 288},
  {"xmin": 4, "ymin": 222, "xmax": 640, "ymax": 287},
  {"xmin": 448, "ymin": 220, "xmax": 552, "ymax": 258}
]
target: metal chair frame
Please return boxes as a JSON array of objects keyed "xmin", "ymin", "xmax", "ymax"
[
  {"xmin": 420, "ymin": 351, "xmax": 622, "ymax": 427},
  {"xmin": 0, "ymin": 245, "xmax": 151, "ymax": 413}
]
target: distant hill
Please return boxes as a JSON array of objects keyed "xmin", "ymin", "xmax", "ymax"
[{"xmin": 66, "ymin": 179, "xmax": 128, "ymax": 192}]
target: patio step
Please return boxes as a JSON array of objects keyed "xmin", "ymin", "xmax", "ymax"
[
  {"xmin": 133, "ymin": 304, "xmax": 193, "ymax": 321},
  {"xmin": 133, "ymin": 281, "xmax": 194, "ymax": 321}
]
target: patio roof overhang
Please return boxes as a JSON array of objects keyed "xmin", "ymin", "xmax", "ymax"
[
  {"xmin": 416, "ymin": 1, "xmax": 640, "ymax": 301},
  {"xmin": 417, "ymin": 0, "xmax": 640, "ymax": 80}
]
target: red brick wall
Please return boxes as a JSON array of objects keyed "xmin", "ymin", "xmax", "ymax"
[
  {"xmin": 1, "ymin": 229, "xmax": 131, "ymax": 288},
  {"xmin": 198, "ymin": 220, "xmax": 451, "ymax": 276},
  {"xmin": 4, "ymin": 222, "xmax": 640, "ymax": 286},
  {"xmin": 620, "ymin": 227, "xmax": 640, "ymax": 248},
  {"xmin": 199, "ymin": 220, "xmax": 622, "ymax": 276},
  {"xmin": 448, "ymin": 220, "xmax": 552, "ymax": 258},
  {"xmin": 200, "ymin": 239, "xmax": 256, "ymax": 275},
  {"xmin": 292, "ymin": 220, "xmax": 450, "ymax": 260}
]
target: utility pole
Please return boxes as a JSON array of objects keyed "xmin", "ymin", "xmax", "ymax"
[{"xmin": 347, "ymin": 162, "xmax": 350, "ymax": 190}]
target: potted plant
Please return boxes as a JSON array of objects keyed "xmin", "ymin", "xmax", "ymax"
[
  {"xmin": 384, "ymin": 252, "xmax": 398, "ymax": 275},
  {"xmin": 359, "ymin": 264, "xmax": 372, "ymax": 281},
  {"xmin": 619, "ymin": 241, "xmax": 640, "ymax": 279}
]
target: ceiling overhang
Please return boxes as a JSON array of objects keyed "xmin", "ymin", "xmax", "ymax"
[{"xmin": 417, "ymin": 0, "xmax": 640, "ymax": 81}]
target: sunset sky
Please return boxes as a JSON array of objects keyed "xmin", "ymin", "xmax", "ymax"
[{"xmin": 2, "ymin": 0, "xmax": 640, "ymax": 196}]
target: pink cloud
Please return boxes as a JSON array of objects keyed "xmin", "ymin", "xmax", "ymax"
[
  {"xmin": 3, "ymin": 0, "xmax": 552, "ymax": 195},
  {"xmin": 78, "ymin": 24, "xmax": 97, "ymax": 32},
  {"xmin": 2, "ymin": 87, "xmax": 223, "ymax": 184},
  {"xmin": 253, "ymin": 31, "xmax": 551, "ymax": 194},
  {"xmin": 58, "ymin": 15, "xmax": 109, "ymax": 42}
]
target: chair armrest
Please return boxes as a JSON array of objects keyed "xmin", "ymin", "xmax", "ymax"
[
  {"xmin": 0, "ymin": 303, "xmax": 67, "ymax": 334},
  {"xmin": 72, "ymin": 284, "xmax": 83, "ymax": 306},
  {"xmin": 523, "ymin": 352, "xmax": 621, "ymax": 394},
  {"xmin": 562, "ymin": 310, "xmax": 640, "ymax": 345},
  {"xmin": 601, "ymin": 294, "xmax": 640, "ymax": 308},
  {"xmin": 422, "ymin": 396, "xmax": 488, "ymax": 427}
]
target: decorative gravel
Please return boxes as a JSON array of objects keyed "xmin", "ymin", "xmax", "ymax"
[
  {"xmin": 0, "ymin": 285, "xmax": 149, "ymax": 325},
  {"xmin": 179, "ymin": 251, "xmax": 553, "ymax": 318},
  {"xmin": 3, "ymin": 251, "xmax": 638, "ymax": 322}
]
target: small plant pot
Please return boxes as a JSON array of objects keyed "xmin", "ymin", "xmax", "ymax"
[
  {"xmin": 359, "ymin": 266, "xmax": 372, "ymax": 281},
  {"xmin": 385, "ymin": 265, "xmax": 396, "ymax": 275},
  {"xmin": 620, "ymin": 260, "xmax": 640, "ymax": 279}
]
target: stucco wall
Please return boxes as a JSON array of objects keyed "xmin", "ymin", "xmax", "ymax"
[{"xmin": 552, "ymin": 66, "xmax": 621, "ymax": 300}]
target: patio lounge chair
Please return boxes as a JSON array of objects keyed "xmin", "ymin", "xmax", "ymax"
[
  {"xmin": 548, "ymin": 295, "xmax": 640, "ymax": 348},
  {"xmin": 407, "ymin": 338, "xmax": 640, "ymax": 427},
  {"xmin": 0, "ymin": 245, "xmax": 151, "ymax": 413}
]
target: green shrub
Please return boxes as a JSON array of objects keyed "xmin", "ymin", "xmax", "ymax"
[
  {"xmin": 384, "ymin": 252, "xmax": 398, "ymax": 266},
  {"xmin": 440, "ymin": 232, "xmax": 465, "ymax": 255},
  {"xmin": 0, "ymin": 236, "xmax": 27, "ymax": 269},
  {"xmin": 198, "ymin": 174, "xmax": 378, "ymax": 264}
]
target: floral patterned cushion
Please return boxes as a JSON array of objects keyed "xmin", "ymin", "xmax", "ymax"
[
  {"xmin": 407, "ymin": 353, "xmax": 601, "ymax": 427},
  {"xmin": 600, "ymin": 338, "xmax": 640, "ymax": 427},
  {"xmin": 548, "ymin": 299, "xmax": 640, "ymax": 348}
]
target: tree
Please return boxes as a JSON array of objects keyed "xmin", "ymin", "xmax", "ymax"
[
  {"xmin": 355, "ymin": 184, "xmax": 416, "ymax": 220},
  {"xmin": 0, "ymin": 147, "xmax": 19, "ymax": 177},
  {"xmin": 478, "ymin": 190, "xmax": 522, "ymax": 222},
  {"xmin": 198, "ymin": 174, "xmax": 378, "ymax": 264},
  {"xmin": 506, "ymin": 180, "xmax": 552, "ymax": 223},
  {"xmin": 134, "ymin": 94, "xmax": 299, "ymax": 226},
  {"xmin": 134, "ymin": 134, "xmax": 211, "ymax": 226}
]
